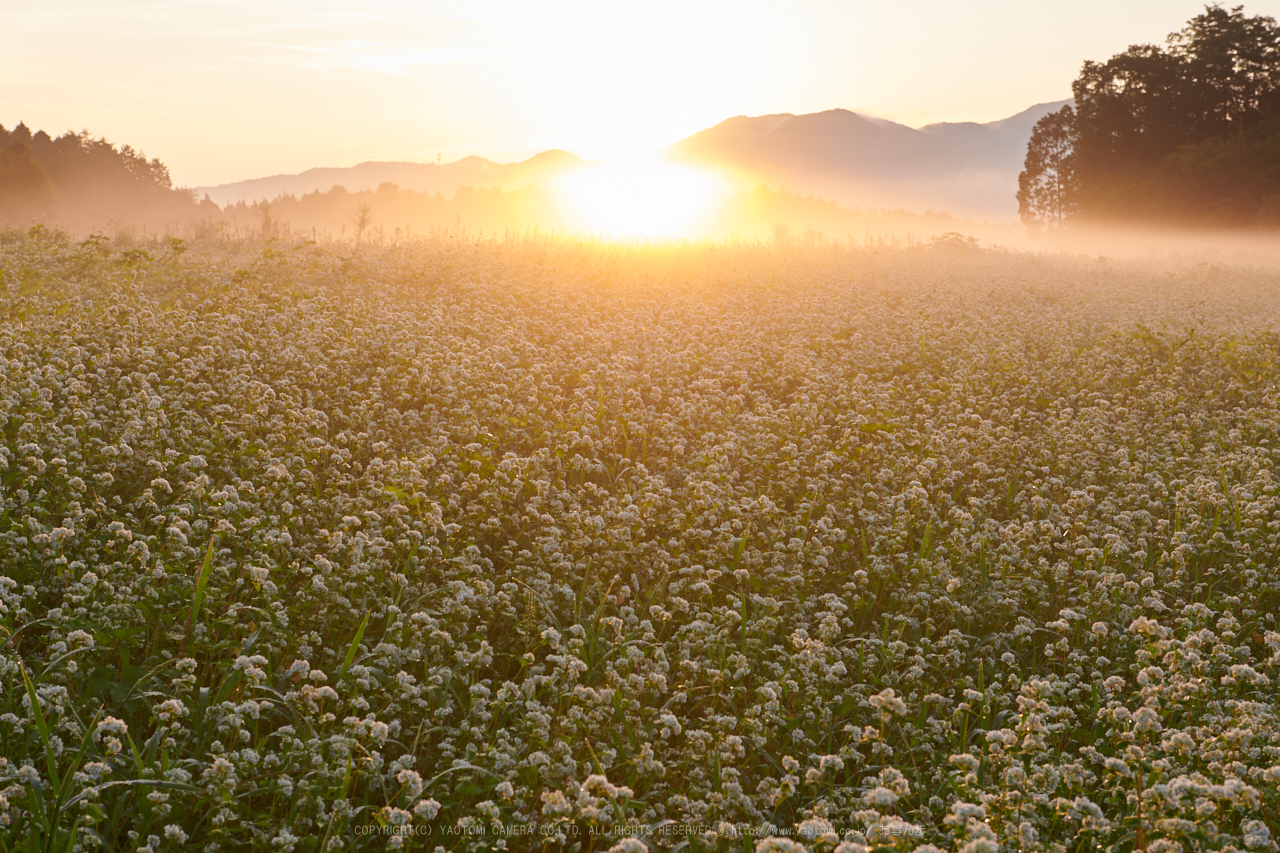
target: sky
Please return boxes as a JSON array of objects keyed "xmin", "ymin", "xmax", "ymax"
[{"xmin": 7, "ymin": 0, "xmax": 1280, "ymax": 187}]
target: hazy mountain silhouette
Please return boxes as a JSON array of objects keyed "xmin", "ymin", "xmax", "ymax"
[
  {"xmin": 667, "ymin": 101, "xmax": 1071, "ymax": 220},
  {"xmin": 198, "ymin": 101, "xmax": 1067, "ymax": 220},
  {"xmin": 196, "ymin": 149, "xmax": 583, "ymax": 206}
]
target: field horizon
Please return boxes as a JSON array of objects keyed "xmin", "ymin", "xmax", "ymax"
[{"xmin": 10, "ymin": 2, "xmax": 1280, "ymax": 850}]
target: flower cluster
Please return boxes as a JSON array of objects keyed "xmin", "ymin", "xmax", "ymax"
[{"xmin": 1, "ymin": 227, "xmax": 1278, "ymax": 851}]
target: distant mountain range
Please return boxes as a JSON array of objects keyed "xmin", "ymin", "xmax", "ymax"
[
  {"xmin": 197, "ymin": 100, "xmax": 1070, "ymax": 221},
  {"xmin": 666, "ymin": 100, "xmax": 1071, "ymax": 220},
  {"xmin": 195, "ymin": 149, "xmax": 583, "ymax": 207}
]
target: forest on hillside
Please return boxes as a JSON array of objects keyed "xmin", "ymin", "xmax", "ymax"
[{"xmin": 0, "ymin": 123, "xmax": 217, "ymax": 233}]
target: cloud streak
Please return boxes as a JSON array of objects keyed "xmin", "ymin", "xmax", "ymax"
[{"xmin": 252, "ymin": 40, "xmax": 485, "ymax": 75}]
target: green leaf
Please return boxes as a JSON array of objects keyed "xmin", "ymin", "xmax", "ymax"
[
  {"xmin": 191, "ymin": 535, "xmax": 217, "ymax": 626},
  {"xmin": 21, "ymin": 663, "xmax": 62, "ymax": 796},
  {"xmin": 59, "ymin": 779, "xmax": 200, "ymax": 816},
  {"xmin": 339, "ymin": 612, "xmax": 370, "ymax": 682}
]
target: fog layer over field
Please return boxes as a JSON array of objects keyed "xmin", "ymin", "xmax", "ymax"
[{"xmin": 2, "ymin": 231, "xmax": 1279, "ymax": 851}]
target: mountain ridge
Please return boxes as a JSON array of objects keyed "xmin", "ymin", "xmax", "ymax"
[
  {"xmin": 197, "ymin": 101, "xmax": 1071, "ymax": 219},
  {"xmin": 667, "ymin": 100, "xmax": 1071, "ymax": 219},
  {"xmin": 195, "ymin": 149, "xmax": 583, "ymax": 206}
]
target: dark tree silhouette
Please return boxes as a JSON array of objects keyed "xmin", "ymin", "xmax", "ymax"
[
  {"xmin": 1017, "ymin": 105, "xmax": 1079, "ymax": 231},
  {"xmin": 1170, "ymin": 4, "xmax": 1280, "ymax": 134},
  {"xmin": 0, "ymin": 137, "xmax": 55, "ymax": 226},
  {"xmin": 0, "ymin": 121, "xmax": 199, "ymax": 233},
  {"xmin": 1018, "ymin": 4, "xmax": 1280, "ymax": 229}
]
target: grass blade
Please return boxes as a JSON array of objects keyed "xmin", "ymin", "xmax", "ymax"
[
  {"xmin": 180, "ymin": 536, "xmax": 216, "ymax": 655},
  {"xmin": 339, "ymin": 612, "xmax": 370, "ymax": 683},
  {"xmin": 21, "ymin": 663, "xmax": 62, "ymax": 796},
  {"xmin": 191, "ymin": 535, "xmax": 216, "ymax": 625}
]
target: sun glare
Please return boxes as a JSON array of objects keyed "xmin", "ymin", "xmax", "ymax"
[{"xmin": 556, "ymin": 159, "xmax": 726, "ymax": 238}]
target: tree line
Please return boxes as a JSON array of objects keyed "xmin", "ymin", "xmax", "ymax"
[
  {"xmin": 0, "ymin": 120, "xmax": 1000, "ymax": 243},
  {"xmin": 1019, "ymin": 4, "xmax": 1280, "ymax": 231},
  {"xmin": 0, "ymin": 123, "xmax": 215, "ymax": 232}
]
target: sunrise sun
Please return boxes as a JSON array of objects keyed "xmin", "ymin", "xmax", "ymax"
[{"xmin": 555, "ymin": 159, "xmax": 726, "ymax": 238}]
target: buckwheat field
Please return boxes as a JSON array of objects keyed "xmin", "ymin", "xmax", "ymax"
[{"xmin": 3, "ymin": 227, "xmax": 1280, "ymax": 853}]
